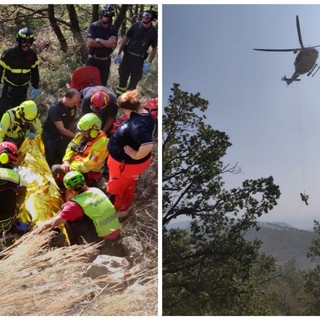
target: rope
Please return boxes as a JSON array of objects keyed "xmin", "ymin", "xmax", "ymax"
[{"xmin": 296, "ymin": 85, "xmax": 306, "ymax": 193}]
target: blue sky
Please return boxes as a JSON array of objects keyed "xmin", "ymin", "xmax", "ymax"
[{"xmin": 163, "ymin": 4, "xmax": 320, "ymax": 230}]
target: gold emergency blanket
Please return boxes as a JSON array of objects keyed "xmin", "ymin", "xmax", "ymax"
[{"xmin": 15, "ymin": 135, "xmax": 63, "ymax": 227}]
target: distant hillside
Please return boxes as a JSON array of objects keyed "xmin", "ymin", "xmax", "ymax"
[
  {"xmin": 244, "ymin": 224, "xmax": 317, "ymax": 271},
  {"xmin": 169, "ymin": 220, "xmax": 318, "ymax": 271}
]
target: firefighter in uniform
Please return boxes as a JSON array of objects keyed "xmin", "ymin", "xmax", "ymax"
[
  {"xmin": 85, "ymin": 4, "xmax": 118, "ymax": 86},
  {"xmin": 42, "ymin": 170, "xmax": 121, "ymax": 249},
  {"xmin": 114, "ymin": 5, "xmax": 158, "ymax": 96},
  {"xmin": 0, "ymin": 27, "xmax": 39, "ymax": 119},
  {"xmin": 0, "ymin": 100, "xmax": 42, "ymax": 149}
]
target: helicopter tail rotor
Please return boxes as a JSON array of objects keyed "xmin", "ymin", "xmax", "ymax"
[{"xmin": 281, "ymin": 75, "xmax": 301, "ymax": 85}]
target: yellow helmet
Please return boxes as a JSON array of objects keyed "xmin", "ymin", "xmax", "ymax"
[{"xmin": 18, "ymin": 100, "xmax": 39, "ymax": 121}]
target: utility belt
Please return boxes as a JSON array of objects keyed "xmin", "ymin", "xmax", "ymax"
[
  {"xmin": 127, "ymin": 50, "xmax": 146, "ymax": 59},
  {"xmin": 88, "ymin": 54, "xmax": 110, "ymax": 61}
]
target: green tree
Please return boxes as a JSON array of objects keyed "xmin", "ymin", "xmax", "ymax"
[
  {"xmin": 259, "ymin": 259, "xmax": 307, "ymax": 315},
  {"xmin": 304, "ymin": 220, "xmax": 320, "ymax": 314},
  {"xmin": 163, "ymin": 84, "xmax": 281, "ymax": 315}
]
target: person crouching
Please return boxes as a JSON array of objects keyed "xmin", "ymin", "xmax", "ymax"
[{"xmin": 42, "ymin": 170, "xmax": 121, "ymax": 249}]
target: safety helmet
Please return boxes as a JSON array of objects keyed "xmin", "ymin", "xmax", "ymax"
[
  {"xmin": 16, "ymin": 27, "xmax": 35, "ymax": 45},
  {"xmin": 90, "ymin": 90, "xmax": 110, "ymax": 114},
  {"xmin": 18, "ymin": 100, "xmax": 39, "ymax": 122},
  {"xmin": 77, "ymin": 113, "xmax": 102, "ymax": 139},
  {"xmin": 0, "ymin": 141, "xmax": 18, "ymax": 164},
  {"xmin": 63, "ymin": 170, "xmax": 85, "ymax": 190},
  {"xmin": 143, "ymin": 5, "xmax": 158, "ymax": 21},
  {"xmin": 100, "ymin": 4, "xmax": 115, "ymax": 17}
]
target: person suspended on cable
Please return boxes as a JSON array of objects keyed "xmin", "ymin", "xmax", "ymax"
[{"xmin": 300, "ymin": 192, "xmax": 309, "ymax": 205}]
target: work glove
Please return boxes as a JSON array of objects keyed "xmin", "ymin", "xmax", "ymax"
[
  {"xmin": 142, "ymin": 62, "xmax": 151, "ymax": 74},
  {"xmin": 15, "ymin": 220, "xmax": 30, "ymax": 233},
  {"xmin": 114, "ymin": 53, "xmax": 121, "ymax": 64},
  {"xmin": 28, "ymin": 132, "xmax": 36, "ymax": 139},
  {"xmin": 30, "ymin": 88, "xmax": 39, "ymax": 99}
]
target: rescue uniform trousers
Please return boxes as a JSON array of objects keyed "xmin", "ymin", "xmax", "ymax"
[
  {"xmin": 118, "ymin": 53, "xmax": 144, "ymax": 92},
  {"xmin": 0, "ymin": 83, "xmax": 28, "ymax": 119},
  {"xmin": 0, "ymin": 189, "xmax": 17, "ymax": 232},
  {"xmin": 85, "ymin": 56, "xmax": 111, "ymax": 87},
  {"xmin": 64, "ymin": 214, "xmax": 124, "ymax": 256},
  {"xmin": 106, "ymin": 154, "xmax": 152, "ymax": 212},
  {"xmin": 43, "ymin": 134, "xmax": 71, "ymax": 168}
]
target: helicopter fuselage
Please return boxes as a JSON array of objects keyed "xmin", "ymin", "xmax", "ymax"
[
  {"xmin": 254, "ymin": 15, "xmax": 320, "ymax": 85},
  {"xmin": 294, "ymin": 48, "xmax": 319, "ymax": 74}
]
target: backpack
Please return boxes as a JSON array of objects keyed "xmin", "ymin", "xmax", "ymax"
[
  {"xmin": 143, "ymin": 97, "xmax": 158, "ymax": 120},
  {"xmin": 70, "ymin": 66, "xmax": 102, "ymax": 91}
]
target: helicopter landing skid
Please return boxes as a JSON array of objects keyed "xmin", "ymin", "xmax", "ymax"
[{"xmin": 307, "ymin": 64, "xmax": 320, "ymax": 77}]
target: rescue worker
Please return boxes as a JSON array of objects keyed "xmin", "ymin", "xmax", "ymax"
[
  {"xmin": 107, "ymin": 90, "xmax": 154, "ymax": 213},
  {"xmin": 300, "ymin": 192, "xmax": 309, "ymax": 205},
  {"xmin": 52, "ymin": 113, "xmax": 108, "ymax": 192},
  {"xmin": 114, "ymin": 5, "xmax": 158, "ymax": 96},
  {"xmin": 0, "ymin": 141, "xmax": 20, "ymax": 236},
  {"xmin": 86, "ymin": 4, "xmax": 118, "ymax": 86},
  {"xmin": 81, "ymin": 85, "xmax": 118, "ymax": 136},
  {"xmin": 0, "ymin": 100, "xmax": 42, "ymax": 149},
  {"xmin": 42, "ymin": 170, "xmax": 122, "ymax": 251},
  {"xmin": 0, "ymin": 27, "xmax": 39, "ymax": 119},
  {"xmin": 42, "ymin": 88, "xmax": 80, "ymax": 167}
]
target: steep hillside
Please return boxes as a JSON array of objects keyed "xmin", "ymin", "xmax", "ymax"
[
  {"xmin": 244, "ymin": 224, "xmax": 317, "ymax": 270},
  {"xmin": 169, "ymin": 220, "xmax": 318, "ymax": 271}
]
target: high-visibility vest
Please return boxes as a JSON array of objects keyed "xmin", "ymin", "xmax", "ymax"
[{"xmin": 71, "ymin": 187, "xmax": 120, "ymax": 237}]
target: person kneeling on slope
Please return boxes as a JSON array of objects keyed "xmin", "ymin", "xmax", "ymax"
[{"xmin": 42, "ymin": 170, "xmax": 121, "ymax": 249}]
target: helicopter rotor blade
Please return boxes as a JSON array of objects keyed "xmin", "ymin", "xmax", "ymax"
[
  {"xmin": 296, "ymin": 15, "xmax": 304, "ymax": 48},
  {"xmin": 254, "ymin": 48, "xmax": 301, "ymax": 52}
]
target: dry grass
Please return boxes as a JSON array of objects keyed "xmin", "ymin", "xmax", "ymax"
[{"xmin": 0, "ymin": 198, "xmax": 158, "ymax": 316}]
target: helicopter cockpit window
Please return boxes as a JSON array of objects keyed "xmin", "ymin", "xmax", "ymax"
[{"xmin": 295, "ymin": 54, "xmax": 302, "ymax": 65}]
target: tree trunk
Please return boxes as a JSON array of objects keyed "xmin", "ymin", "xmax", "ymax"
[
  {"xmin": 47, "ymin": 4, "xmax": 68, "ymax": 53},
  {"xmin": 114, "ymin": 5, "xmax": 130, "ymax": 33},
  {"xmin": 91, "ymin": 4, "xmax": 99, "ymax": 23},
  {"xmin": 66, "ymin": 4, "xmax": 87, "ymax": 63}
]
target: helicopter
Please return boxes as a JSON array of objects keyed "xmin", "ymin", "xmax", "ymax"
[{"xmin": 254, "ymin": 15, "xmax": 320, "ymax": 85}]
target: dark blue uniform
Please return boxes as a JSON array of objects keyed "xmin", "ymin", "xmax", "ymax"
[
  {"xmin": 116, "ymin": 22, "xmax": 157, "ymax": 95},
  {"xmin": 108, "ymin": 111, "xmax": 154, "ymax": 164},
  {"xmin": 42, "ymin": 99, "xmax": 76, "ymax": 167},
  {"xmin": 85, "ymin": 21, "xmax": 117, "ymax": 86},
  {"xmin": 81, "ymin": 86, "xmax": 118, "ymax": 134}
]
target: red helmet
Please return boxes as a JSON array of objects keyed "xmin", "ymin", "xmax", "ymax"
[
  {"xmin": 0, "ymin": 141, "xmax": 18, "ymax": 164},
  {"xmin": 90, "ymin": 90, "xmax": 110, "ymax": 114}
]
